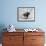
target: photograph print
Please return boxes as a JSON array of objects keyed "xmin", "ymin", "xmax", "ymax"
[{"xmin": 17, "ymin": 7, "xmax": 35, "ymax": 22}]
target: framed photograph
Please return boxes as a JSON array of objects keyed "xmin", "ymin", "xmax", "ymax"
[{"xmin": 17, "ymin": 7, "xmax": 35, "ymax": 22}]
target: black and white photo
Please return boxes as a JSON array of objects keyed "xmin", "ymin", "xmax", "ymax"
[{"xmin": 17, "ymin": 7, "xmax": 35, "ymax": 22}]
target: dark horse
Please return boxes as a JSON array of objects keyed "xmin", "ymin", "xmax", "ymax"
[{"xmin": 23, "ymin": 12, "xmax": 30, "ymax": 19}]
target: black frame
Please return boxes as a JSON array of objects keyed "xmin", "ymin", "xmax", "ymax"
[{"xmin": 17, "ymin": 7, "xmax": 35, "ymax": 22}]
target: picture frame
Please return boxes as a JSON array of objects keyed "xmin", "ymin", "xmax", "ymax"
[{"xmin": 17, "ymin": 7, "xmax": 35, "ymax": 22}]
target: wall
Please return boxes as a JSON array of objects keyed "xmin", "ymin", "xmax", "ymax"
[{"xmin": 0, "ymin": 0, "xmax": 46, "ymax": 30}]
